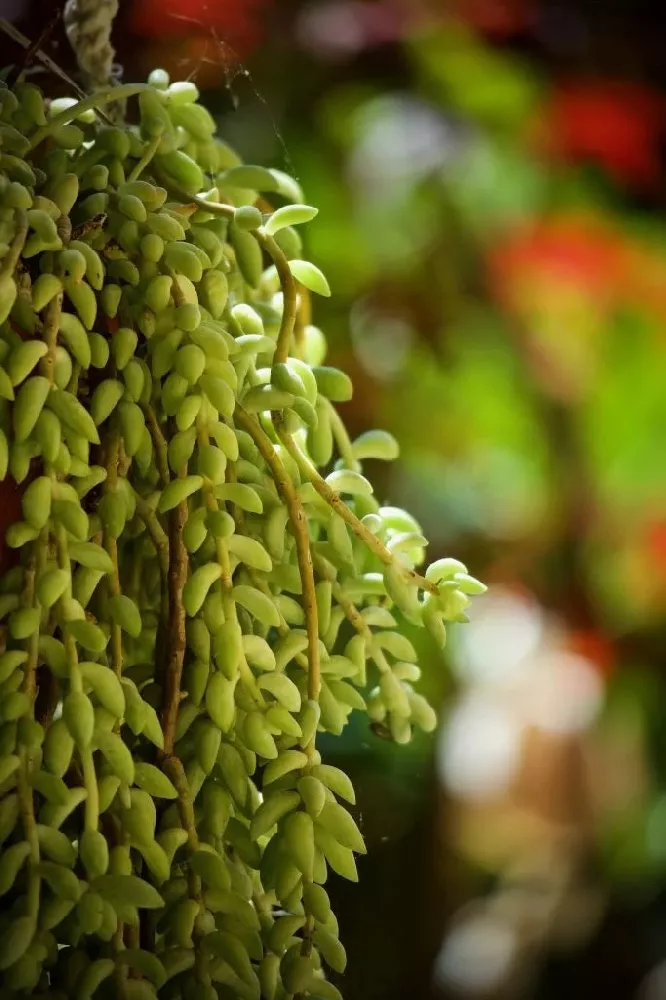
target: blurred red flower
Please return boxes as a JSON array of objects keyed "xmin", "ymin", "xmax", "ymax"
[
  {"xmin": 486, "ymin": 213, "xmax": 633, "ymax": 400},
  {"xmin": 536, "ymin": 81, "xmax": 666, "ymax": 191},
  {"xmin": 131, "ymin": 0, "xmax": 271, "ymax": 55},
  {"xmin": 455, "ymin": 0, "xmax": 533, "ymax": 38}
]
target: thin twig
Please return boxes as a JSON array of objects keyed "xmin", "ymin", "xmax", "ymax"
[
  {"xmin": 6, "ymin": 9, "xmax": 62, "ymax": 85},
  {"xmin": 0, "ymin": 19, "xmax": 98, "ymax": 108}
]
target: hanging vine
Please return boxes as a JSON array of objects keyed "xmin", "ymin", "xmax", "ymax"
[{"xmin": 0, "ymin": 42, "xmax": 485, "ymax": 1000}]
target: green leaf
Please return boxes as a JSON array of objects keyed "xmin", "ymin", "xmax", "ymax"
[
  {"xmin": 288, "ymin": 259, "xmax": 331, "ymax": 296},
  {"xmin": 92, "ymin": 874, "xmax": 164, "ymax": 909}
]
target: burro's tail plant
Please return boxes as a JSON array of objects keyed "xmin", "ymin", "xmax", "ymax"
[{"xmin": 0, "ymin": 67, "xmax": 485, "ymax": 1000}]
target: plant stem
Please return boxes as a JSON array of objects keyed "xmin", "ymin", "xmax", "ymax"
[
  {"xmin": 161, "ymin": 757, "xmax": 201, "ymax": 901},
  {"xmin": 0, "ymin": 19, "xmax": 94, "ymax": 108},
  {"xmin": 161, "ymin": 497, "xmax": 188, "ymax": 757},
  {"xmin": 1, "ymin": 208, "xmax": 28, "ymax": 277},
  {"xmin": 163, "ymin": 756, "xmax": 200, "ymax": 853},
  {"xmin": 143, "ymin": 405, "xmax": 170, "ymax": 486},
  {"xmin": 313, "ymin": 553, "xmax": 391, "ymax": 676},
  {"xmin": 327, "ymin": 401, "xmax": 356, "ymax": 470},
  {"xmin": 28, "ymin": 83, "xmax": 151, "ymax": 150},
  {"xmin": 159, "ymin": 182, "xmax": 299, "ymax": 364},
  {"xmin": 103, "ymin": 434, "xmax": 123, "ymax": 677},
  {"xmin": 133, "ymin": 491, "xmax": 169, "ymax": 576},
  {"xmin": 128, "ymin": 135, "xmax": 161, "ymax": 182},
  {"xmin": 280, "ymin": 431, "xmax": 439, "ymax": 596},
  {"xmin": 54, "ymin": 520, "xmax": 100, "ymax": 830},
  {"xmin": 17, "ymin": 531, "xmax": 46, "ymax": 921},
  {"xmin": 196, "ymin": 425, "xmax": 263, "ymax": 704},
  {"xmin": 235, "ymin": 406, "xmax": 320, "ymax": 705},
  {"xmin": 39, "ymin": 290, "xmax": 62, "ymax": 383},
  {"xmin": 253, "ymin": 231, "xmax": 298, "ymax": 365},
  {"xmin": 155, "ymin": 175, "xmax": 234, "ymax": 220},
  {"xmin": 294, "ymin": 287, "xmax": 311, "ymax": 358}
]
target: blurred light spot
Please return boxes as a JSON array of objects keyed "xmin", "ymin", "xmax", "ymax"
[
  {"xmin": 350, "ymin": 298, "xmax": 413, "ymax": 381},
  {"xmin": 639, "ymin": 962, "xmax": 666, "ymax": 1000},
  {"xmin": 523, "ymin": 651, "xmax": 604, "ymax": 734},
  {"xmin": 297, "ymin": 1, "xmax": 364, "ymax": 58},
  {"xmin": 297, "ymin": 1, "xmax": 402, "ymax": 59},
  {"xmin": 434, "ymin": 913, "xmax": 517, "ymax": 993},
  {"xmin": 455, "ymin": 587, "xmax": 543, "ymax": 686},
  {"xmin": 472, "ymin": 446, "xmax": 546, "ymax": 540},
  {"xmin": 438, "ymin": 694, "xmax": 521, "ymax": 800},
  {"xmin": 1, "ymin": 0, "xmax": 26, "ymax": 19},
  {"xmin": 350, "ymin": 94, "xmax": 457, "ymax": 195}
]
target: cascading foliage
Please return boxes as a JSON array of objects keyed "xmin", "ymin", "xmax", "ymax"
[{"xmin": 0, "ymin": 68, "xmax": 485, "ymax": 1000}]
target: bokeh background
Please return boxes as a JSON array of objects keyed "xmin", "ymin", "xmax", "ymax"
[{"xmin": 7, "ymin": 0, "xmax": 666, "ymax": 996}]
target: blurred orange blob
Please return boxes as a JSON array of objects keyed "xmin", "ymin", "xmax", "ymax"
[
  {"xmin": 487, "ymin": 213, "xmax": 631, "ymax": 398},
  {"xmin": 489, "ymin": 213, "xmax": 629, "ymax": 308},
  {"xmin": 646, "ymin": 520, "xmax": 666, "ymax": 567},
  {"xmin": 568, "ymin": 629, "xmax": 615, "ymax": 680}
]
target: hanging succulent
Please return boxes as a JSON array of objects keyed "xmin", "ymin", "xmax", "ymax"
[{"xmin": 0, "ymin": 65, "xmax": 485, "ymax": 1000}]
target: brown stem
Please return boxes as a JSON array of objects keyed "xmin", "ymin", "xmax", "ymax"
[
  {"xmin": 235, "ymin": 406, "xmax": 320, "ymax": 703},
  {"xmin": 103, "ymin": 435, "xmax": 123, "ymax": 677},
  {"xmin": 253, "ymin": 231, "xmax": 298, "ymax": 365},
  {"xmin": 18, "ymin": 528, "xmax": 46, "ymax": 919},
  {"xmin": 160, "ymin": 500, "xmax": 189, "ymax": 756},
  {"xmin": 39, "ymin": 291, "xmax": 63, "ymax": 385},
  {"xmin": 162, "ymin": 754, "xmax": 202, "ymax": 901},
  {"xmin": 162, "ymin": 756, "xmax": 199, "ymax": 853},
  {"xmin": 196, "ymin": 426, "xmax": 263, "ymax": 704}
]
